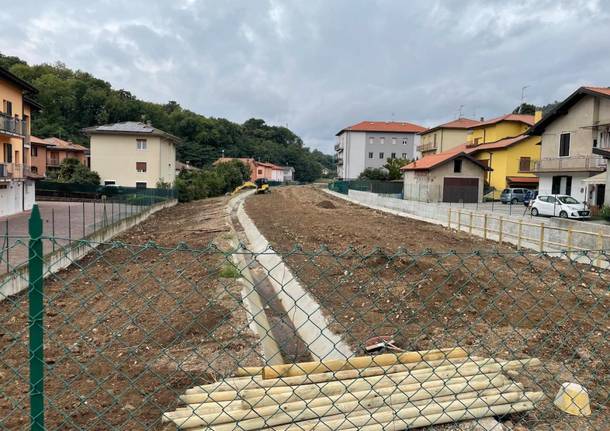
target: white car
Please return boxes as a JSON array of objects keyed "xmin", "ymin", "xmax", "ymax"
[{"xmin": 530, "ymin": 194, "xmax": 591, "ymax": 219}]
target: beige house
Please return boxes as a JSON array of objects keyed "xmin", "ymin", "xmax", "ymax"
[
  {"xmin": 417, "ymin": 118, "xmax": 481, "ymax": 156},
  {"xmin": 83, "ymin": 122, "xmax": 179, "ymax": 188},
  {"xmin": 530, "ymin": 86, "xmax": 610, "ymax": 205},
  {"xmin": 401, "ymin": 151, "xmax": 491, "ymax": 203}
]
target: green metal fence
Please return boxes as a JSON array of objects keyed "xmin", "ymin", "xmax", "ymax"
[
  {"xmin": 35, "ymin": 180, "xmax": 175, "ymax": 203},
  {"xmin": 0, "ymin": 206, "xmax": 608, "ymax": 430}
]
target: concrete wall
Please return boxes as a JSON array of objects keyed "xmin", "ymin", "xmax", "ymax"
[
  {"xmin": 0, "ymin": 198, "xmax": 177, "ymax": 301},
  {"xmin": 91, "ymin": 134, "xmax": 176, "ymax": 187},
  {"xmin": 0, "ymin": 179, "xmax": 35, "ymax": 217}
]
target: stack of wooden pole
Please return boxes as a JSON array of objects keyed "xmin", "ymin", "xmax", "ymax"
[{"xmin": 163, "ymin": 347, "xmax": 543, "ymax": 430}]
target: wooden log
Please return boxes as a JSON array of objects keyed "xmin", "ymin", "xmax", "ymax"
[
  {"xmin": 240, "ymin": 363, "xmax": 504, "ymax": 409},
  {"xmin": 236, "ymin": 366, "xmax": 263, "ymax": 377},
  {"xmin": 184, "ymin": 375, "xmax": 261, "ymax": 395},
  {"xmin": 262, "ymin": 383, "xmax": 523, "ymax": 431},
  {"xmin": 265, "ymin": 389, "xmax": 541, "ymax": 431},
  {"xmin": 171, "ymin": 375, "xmax": 507, "ymax": 429},
  {"xmin": 185, "ymin": 356, "xmax": 473, "ymax": 395},
  {"xmin": 261, "ymin": 347, "xmax": 467, "ymax": 379},
  {"xmin": 162, "ymin": 400, "xmax": 243, "ymax": 422},
  {"xmin": 340, "ymin": 394, "xmax": 544, "ymax": 431}
]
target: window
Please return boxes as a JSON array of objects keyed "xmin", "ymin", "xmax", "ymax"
[
  {"xmin": 136, "ymin": 182, "xmax": 147, "ymax": 189},
  {"xmin": 402, "ymin": 139, "xmax": 408, "ymax": 145},
  {"xmin": 402, "ymin": 153, "xmax": 407, "ymax": 159},
  {"xmin": 453, "ymin": 159, "xmax": 462, "ymax": 173},
  {"xmin": 136, "ymin": 139, "xmax": 147, "ymax": 150},
  {"xmin": 104, "ymin": 180, "xmax": 116, "ymax": 186},
  {"xmin": 392, "ymin": 137, "xmax": 397, "ymax": 145},
  {"xmin": 559, "ymin": 133, "xmax": 570, "ymax": 157},
  {"xmin": 519, "ymin": 157, "xmax": 531, "ymax": 172},
  {"xmin": 3, "ymin": 143, "xmax": 12, "ymax": 163},
  {"xmin": 3, "ymin": 100, "xmax": 12, "ymax": 116},
  {"xmin": 31, "ymin": 166, "xmax": 38, "ymax": 174},
  {"xmin": 368, "ymin": 152, "xmax": 373, "ymax": 159},
  {"xmin": 380, "ymin": 137, "xmax": 385, "ymax": 145},
  {"xmin": 136, "ymin": 162, "xmax": 147, "ymax": 172},
  {"xmin": 379, "ymin": 152, "xmax": 384, "ymax": 159},
  {"xmin": 391, "ymin": 152, "xmax": 396, "ymax": 159},
  {"xmin": 369, "ymin": 137, "xmax": 374, "ymax": 145},
  {"xmin": 257, "ymin": 169, "xmax": 263, "ymax": 175},
  {"xmin": 433, "ymin": 134, "xmax": 437, "ymax": 146},
  {"xmin": 31, "ymin": 146, "xmax": 38, "ymax": 157},
  {"xmin": 474, "ymin": 137, "xmax": 481, "ymax": 146}
]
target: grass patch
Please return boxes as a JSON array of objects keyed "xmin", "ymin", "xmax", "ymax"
[{"xmin": 219, "ymin": 264, "xmax": 241, "ymax": 279}]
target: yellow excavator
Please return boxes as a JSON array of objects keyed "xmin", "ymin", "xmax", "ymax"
[{"xmin": 232, "ymin": 178, "xmax": 270, "ymax": 195}]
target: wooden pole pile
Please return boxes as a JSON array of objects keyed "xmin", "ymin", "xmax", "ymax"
[{"xmin": 162, "ymin": 347, "xmax": 543, "ymax": 430}]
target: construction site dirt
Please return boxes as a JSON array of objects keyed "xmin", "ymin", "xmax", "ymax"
[{"xmin": 244, "ymin": 186, "xmax": 609, "ymax": 430}]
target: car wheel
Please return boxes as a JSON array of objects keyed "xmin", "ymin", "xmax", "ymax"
[
  {"xmin": 559, "ymin": 211, "xmax": 568, "ymax": 218},
  {"xmin": 531, "ymin": 208, "xmax": 539, "ymax": 216},
  {"xmin": 511, "ymin": 198, "xmax": 518, "ymax": 204},
  {"xmin": 501, "ymin": 201, "xmax": 507, "ymax": 205}
]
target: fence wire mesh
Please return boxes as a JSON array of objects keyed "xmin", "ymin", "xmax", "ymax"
[{"xmin": 0, "ymin": 231, "xmax": 608, "ymax": 430}]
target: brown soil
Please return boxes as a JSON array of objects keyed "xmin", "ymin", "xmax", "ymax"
[
  {"xmin": 0, "ymin": 197, "xmax": 261, "ymax": 430},
  {"xmin": 245, "ymin": 186, "xmax": 609, "ymax": 430}
]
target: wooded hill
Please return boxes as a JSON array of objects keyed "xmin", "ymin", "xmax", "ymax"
[{"xmin": 0, "ymin": 53, "xmax": 333, "ymax": 182}]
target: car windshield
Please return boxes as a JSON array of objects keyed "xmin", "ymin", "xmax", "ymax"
[
  {"xmin": 558, "ymin": 196, "xmax": 579, "ymax": 204},
  {"xmin": 502, "ymin": 189, "xmax": 510, "ymax": 194}
]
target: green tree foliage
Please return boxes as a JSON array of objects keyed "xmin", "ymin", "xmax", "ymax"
[
  {"xmin": 358, "ymin": 167, "xmax": 390, "ymax": 181},
  {"xmin": 0, "ymin": 53, "xmax": 334, "ymax": 183},
  {"xmin": 512, "ymin": 103, "xmax": 538, "ymax": 115},
  {"xmin": 176, "ymin": 160, "xmax": 251, "ymax": 202},
  {"xmin": 55, "ymin": 158, "xmax": 101, "ymax": 185},
  {"xmin": 384, "ymin": 158, "xmax": 411, "ymax": 180}
]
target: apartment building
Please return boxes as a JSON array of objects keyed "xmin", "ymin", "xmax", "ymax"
[
  {"xmin": 530, "ymin": 86, "xmax": 610, "ymax": 204},
  {"xmin": 417, "ymin": 118, "xmax": 481, "ymax": 156},
  {"xmin": 335, "ymin": 121, "xmax": 427, "ymax": 179},
  {"xmin": 0, "ymin": 67, "xmax": 40, "ymax": 216},
  {"xmin": 84, "ymin": 121, "xmax": 178, "ymax": 188}
]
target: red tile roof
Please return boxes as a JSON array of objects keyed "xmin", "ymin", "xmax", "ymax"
[
  {"xmin": 419, "ymin": 118, "xmax": 481, "ymax": 134},
  {"xmin": 30, "ymin": 136, "xmax": 51, "ymax": 146},
  {"xmin": 214, "ymin": 157, "xmax": 254, "ymax": 165},
  {"xmin": 401, "ymin": 151, "xmax": 490, "ymax": 172},
  {"xmin": 466, "ymin": 134, "xmax": 530, "ymax": 151},
  {"xmin": 44, "ymin": 137, "xmax": 88, "ymax": 152},
  {"xmin": 471, "ymin": 114, "xmax": 535, "ymax": 128},
  {"xmin": 337, "ymin": 121, "xmax": 427, "ymax": 135},
  {"xmin": 584, "ymin": 86, "xmax": 610, "ymax": 97}
]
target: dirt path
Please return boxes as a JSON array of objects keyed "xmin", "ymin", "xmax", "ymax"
[
  {"xmin": 0, "ymin": 197, "xmax": 261, "ymax": 430},
  {"xmin": 244, "ymin": 186, "xmax": 609, "ymax": 430}
]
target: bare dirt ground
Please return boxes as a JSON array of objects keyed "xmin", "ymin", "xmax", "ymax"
[
  {"xmin": 0, "ymin": 197, "xmax": 261, "ymax": 430},
  {"xmin": 245, "ymin": 186, "xmax": 609, "ymax": 430}
]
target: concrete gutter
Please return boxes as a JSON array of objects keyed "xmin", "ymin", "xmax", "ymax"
[{"xmin": 232, "ymin": 192, "xmax": 354, "ymax": 361}]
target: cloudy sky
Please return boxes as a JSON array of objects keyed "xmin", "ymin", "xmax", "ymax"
[{"xmin": 3, "ymin": 0, "xmax": 610, "ymax": 153}]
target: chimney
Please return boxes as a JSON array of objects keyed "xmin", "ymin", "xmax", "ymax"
[
  {"xmin": 480, "ymin": 117, "xmax": 485, "ymax": 122},
  {"xmin": 534, "ymin": 110, "xmax": 543, "ymax": 123}
]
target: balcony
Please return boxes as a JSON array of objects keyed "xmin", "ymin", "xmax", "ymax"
[
  {"xmin": 533, "ymin": 155, "xmax": 607, "ymax": 173},
  {"xmin": 417, "ymin": 142, "xmax": 437, "ymax": 153},
  {"xmin": 0, "ymin": 113, "xmax": 27, "ymax": 137},
  {"xmin": 334, "ymin": 143, "xmax": 344, "ymax": 153},
  {"xmin": 0, "ymin": 163, "xmax": 32, "ymax": 179}
]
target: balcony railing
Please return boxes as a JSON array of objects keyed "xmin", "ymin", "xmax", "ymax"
[
  {"xmin": 334, "ymin": 143, "xmax": 344, "ymax": 152},
  {"xmin": 0, "ymin": 113, "xmax": 27, "ymax": 137},
  {"xmin": 417, "ymin": 142, "xmax": 437, "ymax": 153},
  {"xmin": 0, "ymin": 163, "xmax": 32, "ymax": 179},
  {"xmin": 533, "ymin": 155, "xmax": 607, "ymax": 172}
]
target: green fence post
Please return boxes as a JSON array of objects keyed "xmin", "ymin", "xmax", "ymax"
[{"xmin": 28, "ymin": 204, "xmax": 45, "ymax": 431}]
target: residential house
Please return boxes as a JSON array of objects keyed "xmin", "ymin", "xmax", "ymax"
[
  {"xmin": 530, "ymin": 86, "xmax": 610, "ymax": 205},
  {"xmin": 335, "ymin": 121, "xmax": 427, "ymax": 180},
  {"xmin": 417, "ymin": 118, "xmax": 481, "ymax": 156},
  {"xmin": 175, "ymin": 161, "xmax": 199, "ymax": 175},
  {"xmin": 0, "ymin": 66, "xmax": 40, "ymax": 216},
  {"xmin": 401, "ymin": 152, "xmax": 491, "ymax": 203},
  {"xmin": 83, "ymin": 121, "xmax": 179, "ymax": 188},
  {"xmin": 214, "ymin": 157, "xmax": 286, "ymax": 182},
  {"xmin": 29, "ymin": 135, "xmax": 51, "ymax": 177},
  {"xmin": 44, "ymin": 137, "xmax": 88, "ymax": 172},
  {"xmin": 281, "ymin": 166, "xmax": 295, "ymax": 182}
]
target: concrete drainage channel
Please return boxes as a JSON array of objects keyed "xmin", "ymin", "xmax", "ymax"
[{"xmin": 227, "ymin": 191, "xmax": 353, "ymax": 366}]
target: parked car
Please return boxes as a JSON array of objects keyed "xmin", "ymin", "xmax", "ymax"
[
  {"xmin": 500, "ymin": 188, "xmax": 528, "ymax": 204},
  {"xmin": 530, "ymin": 195, "xmax": 591, "ymax": 219},
  {"xmin": 523, "ymin": 190, "xmax": 538, "ymax": 207}
]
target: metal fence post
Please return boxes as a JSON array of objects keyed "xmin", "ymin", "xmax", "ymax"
[
  {"xmin": 68, "ymin": 205, "xmax": 71, "ymax": 245},
  {"xmin": 517, "ymin": 220, "xmax": 523, "ymax": 250},
  {"xmin": 499, "ymin": 216, "xmax": 504, "ymax": 244},
  {"xmin": 5, "ymin": 219, "xmax": 9, "ymax": 274},
  {"xmin": 540, "ymin": 224, "xmax": 545, "ymax": 252},
  {"xmin": 28, "ymin": 204, "xmax": 45, "ymax": 431},
  {"xmin": 483, "ymin": 214, "xmax": 488, "ymax": 240},
  {"xmin": 82, "ymin": 202, "xmax": 86, "ymax": 238}
]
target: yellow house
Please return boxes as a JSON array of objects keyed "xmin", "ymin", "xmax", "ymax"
[
  {"xmin": 462, "ymin": 113, "xmax": 541, "ymax": 197},
  {"xmin": 417, "ymin": 117, "xmax": 481, "ymax": 156},
  {"xmin": 1, "ymin": 66, "xmax": 40, "ymax": 216}
]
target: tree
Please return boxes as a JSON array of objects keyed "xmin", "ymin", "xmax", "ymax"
[
  {"xmin": 359, "ymin": 167, "xmax": 389, "ymax": 181},
  {"xmin": 56, "ymin": 158, "xmax": 101, "ymax": 185},
  {"xmin": 512, "ymin": 103, "xmax": 538, "ymax": 115},
  {"xmin": 384, "ymin": 158, "xmax": 411, "ymax": 180}
]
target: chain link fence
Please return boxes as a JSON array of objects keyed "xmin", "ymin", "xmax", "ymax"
[{"xmin": 0, "ymin": 206, "xmax": 608, "ymax": 430}]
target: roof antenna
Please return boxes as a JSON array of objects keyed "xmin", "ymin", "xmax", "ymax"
[
  {"xmin": 457, "ymin": 105, "xmax": 464, "ymax": 118},
  {"xmin": 520, "ymin": 85, "xmax": 529, "ymax": 113}
]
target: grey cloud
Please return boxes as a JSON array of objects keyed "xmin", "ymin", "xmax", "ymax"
[{"xmin": 6, "ymin": 0, "xmax": 610, "ymax": 153}]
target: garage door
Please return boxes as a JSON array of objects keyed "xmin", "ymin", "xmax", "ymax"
[{"xmin": 443, "ymin": 177, "xmax": 479, "ymax": 203}]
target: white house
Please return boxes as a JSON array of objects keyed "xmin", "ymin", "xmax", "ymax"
[{"xmin": 335, "ymin": 121, "xmax": 427, "ymax": 180}]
